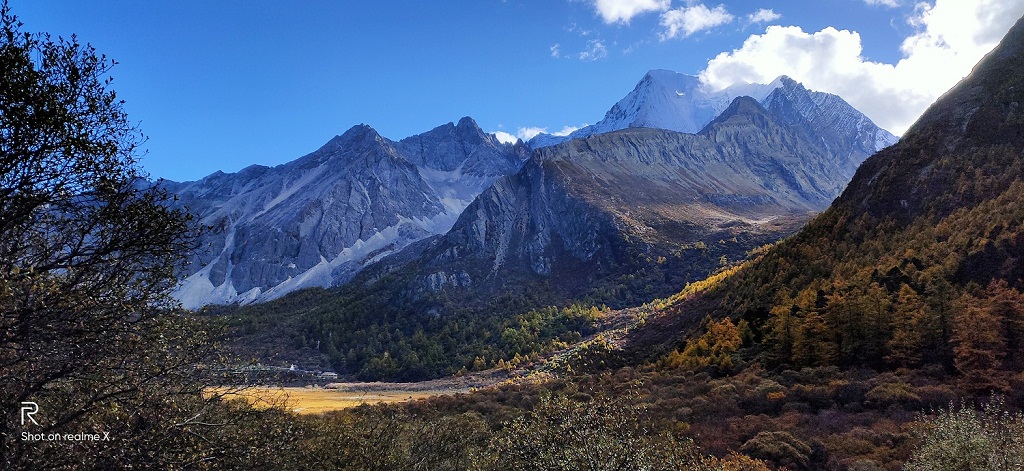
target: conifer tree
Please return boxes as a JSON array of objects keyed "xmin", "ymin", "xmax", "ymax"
[
  {"xmin": 952, "ymin": 291, "xmax": 1009, "ymax": 392},
  {"xmin": 886, "ymin": 284, "xmax": 925, "ymax": 367}
]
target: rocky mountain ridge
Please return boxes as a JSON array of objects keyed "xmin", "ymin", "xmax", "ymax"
[{"xmin": 166, "ymin": 117, "xmax": 527, "ymax": 308}]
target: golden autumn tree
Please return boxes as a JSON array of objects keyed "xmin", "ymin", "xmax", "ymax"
[
  {"xmin": 952, "ymin": 289, "xmax": 1009, "ymax": 392},
  {"xmin": 982, "ymin": 279, "xmax": 1024, "ymax": 369},
  {"xmin": 886, "ymin": 284, "xmax": 926, "ymax": 367},
  {"xmin": 665, "ymin": 317, "xmax": 743, "ymax": 372}
]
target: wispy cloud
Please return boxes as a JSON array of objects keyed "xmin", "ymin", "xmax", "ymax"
[
  {"xmin": 550, "ymin": 43, "xmax": 562, "ymax": 58},
  {"xmin": 514, "ymin": 125, "xmax": 584, "ymax": 141},
  {"xmin": 659, "ymin": 4, "xmax": 734, "ymax": 40},
  {"xmin": 746, "ymin": 8, "xmax": 781, "ymax": 24},
  {"xmin": 551, "ymin": 125, "xmax": 581, "ymax": 136},
  {"xmin": 566, "ymin": 22, "xmax": 594, "ymax": 36},
  {"xmin": 864, "ymin": 0, "xmax": 900, "ymax": 7},
  {"xmin": 590, "ymin": 0, "xmax": 670, "ymax": 24},
  {"xmin": 579, "ymin": 39, "xmax": 609, "ymax": 61},
  {"xmin": 516, "ymin": 127, "xmax": 548, "ymax": 141}
]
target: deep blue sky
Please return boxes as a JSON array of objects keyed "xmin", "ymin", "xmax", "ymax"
[{"xmin": 8, "ymin": 1, "xmax": 1007, "ymax": 181}]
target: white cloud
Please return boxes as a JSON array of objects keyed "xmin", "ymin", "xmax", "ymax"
[
  {"xmin": 514, "ymin": 125, "xmax": 585, "ymax": 140},
  {"xmin": 579, "ymin": 39, "xmax": 609, "ymax": 61},
  {"xmin": 660, "ymin": 4, "xmax": 734, "ymax": 40},
  {"xmin": 550, "ymin": 44, "xmax": 562, "ymax": 58},
  {"xmin": 516, "ymin": 127, "xmax": 548, "ymax": 141},
  {"xmin": 864, "ymin": 0, "xmax": 900, "ymax": 7},
  {"xmin": 493, "ymin": 131, "xmax": 519, "ymax": 144},
  {"xmin": 746, "ymin": 8, "xmax": 781, "ymax": 24},
  {"xmin": 552, "ymin": 125, "xmax": 581, "ymax": 136},
  {"xmin": 591, "ymin": 0, "xmax": 670, "ymax": 24},
  {"xmin": 700, "ymin": 0, "xmax": 1024, "ymax": 135}
]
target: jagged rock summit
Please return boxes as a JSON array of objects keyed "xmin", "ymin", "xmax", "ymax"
[{"xmin": 578, "ymin": 70, "xmax": 779, "ymax": 136}]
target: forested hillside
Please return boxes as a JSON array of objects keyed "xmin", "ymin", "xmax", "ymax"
[{"xmin": 627, "ymin": 15, "xmax": 1024, "ymax": 385}]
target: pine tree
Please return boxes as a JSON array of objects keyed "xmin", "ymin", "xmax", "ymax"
[
  {"xmin": 766, "ymin": 291, "xmax": 797, "ymax": 365},
  {"xmin": 792, "ymin": 310, "xmax": 835, "ymax": 367},
  {"xmin": 952, "ymin": 291, "xmax": 1009, "ymax": 392},
  {"xmin": 983, "ymin": 279, "xmax": 1024, "ymax": 369},
  {"xmin": 886, "ymin": 284, "xmax": 925, "ymax": 367}
]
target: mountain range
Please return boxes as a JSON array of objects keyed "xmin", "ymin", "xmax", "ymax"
[{"xmin": 169, "ymin": 71, "xmax": 896, "ymax": 309}]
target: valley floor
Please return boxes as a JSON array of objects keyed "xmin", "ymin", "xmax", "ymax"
[{"xmin": 211, "ymin": 369, "xmax": 509, "ymax": 414}]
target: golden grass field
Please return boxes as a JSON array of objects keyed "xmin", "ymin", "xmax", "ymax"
[{"xmin": 208, "ymin": 386, "xmax": 464, "ymax": 414}]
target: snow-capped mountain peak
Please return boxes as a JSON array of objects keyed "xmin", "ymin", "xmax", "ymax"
[
  {"xmin": 528, "ymin": 70, "xmax": 896, "ymax": 156},
  {"xmin": 530, "ymin": 70, "xmax": 780, "ymax": 146}
]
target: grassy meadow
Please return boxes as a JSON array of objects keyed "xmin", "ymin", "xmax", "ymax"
[{"xmin": 209, "ymin": 385, "xmax": 468, "ymax": 414}]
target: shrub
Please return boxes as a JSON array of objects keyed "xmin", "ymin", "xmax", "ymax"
[
  {"xmin": 491, "ymin": 390, "xmax": 715, "ymax": 470},
  {"xmin": 739, "ymin": 431, "xmax": 813, "ymax": 470},
  {"xmin": 905, "ymin": 398, "xmax": 1024, "ymax": 471},
  {"xmin": 865, "ymin": 382, "xmax": 921, "ymax": 409}
]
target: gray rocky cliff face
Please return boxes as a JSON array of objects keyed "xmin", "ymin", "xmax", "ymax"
[
  {"xmin": 168, "ymin": 118, "xmax": 525, "ymax": 308},
  {"xmin": 435, "ymin": 159, "xmax": 615, "ymax": 280},
  {"xmin": 761, "ymin": 77, "xmax": 898, "ymax": 180}
]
